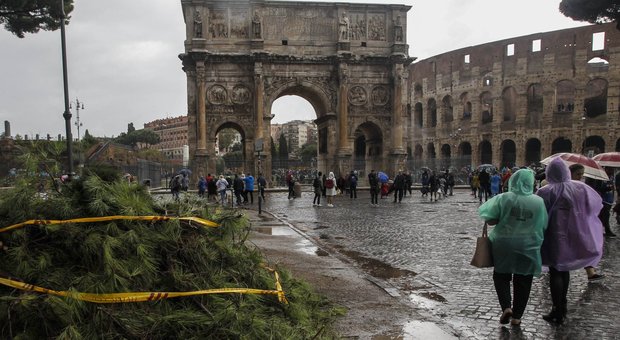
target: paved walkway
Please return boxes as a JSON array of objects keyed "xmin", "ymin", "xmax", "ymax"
[{"xmin": 247, "ymin": 188, "xmax": 620, "ymax": 339}]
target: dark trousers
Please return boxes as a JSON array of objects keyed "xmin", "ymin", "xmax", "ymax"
[
  {"xmin": 350, "ymin": 186, "xmax": 357, "ymax": 199},
  {"xmin": 234, "ymin": 190, "xmax": 242, "ymax": 205},
  {"xmin": 479, "ymin": 184, "xmax": 490, "ymax": 202},
  {"xmin": 493, "ymin": 271, "xmax": 533, "ymax": 319},
  {"xmin": 258, "ymin": 187, "xmax": 265, "ymax": 200},
  {"xmin": 548, "ymin": 267, "xmax": 569, "ymax": 313},
  {"xmin": 313, "ymin": 192, "xmax": 321, "ymax": 205},
  {"xmin": 370, "ymin": 190, "xmax": 378, "ymax": 204},
  {"xmin": 599, "ymin": 203, "xmax": 613, "ymax": 234},
  {"xmin": 245, "ymin": 190, "xmax": 254, "ymax": 204},
  {"xmin": 393, "ymin": 188, "xmax": 404, "ymax": 202}
]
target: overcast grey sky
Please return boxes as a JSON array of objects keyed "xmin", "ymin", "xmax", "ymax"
[{"xmin": 0, "ymin": 0, "xmax": 587, "ymax": 138}]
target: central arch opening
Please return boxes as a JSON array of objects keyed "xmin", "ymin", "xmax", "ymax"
[{"xmin": 270, "ymin": 95, "xmax": 318, "ymax": 185}]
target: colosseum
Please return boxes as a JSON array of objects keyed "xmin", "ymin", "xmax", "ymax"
[{"xmin": 407, "ymin": 22, "xmax": 620, "ymax": 173}]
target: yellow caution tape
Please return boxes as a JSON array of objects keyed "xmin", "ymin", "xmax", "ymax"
[
  {"xmin": 0, "ymin": 215, "xmax": 219, "ymax": 233},
  {"xmin": 0, "ymin": 275, "xmax": 287, "ymax": 304}
]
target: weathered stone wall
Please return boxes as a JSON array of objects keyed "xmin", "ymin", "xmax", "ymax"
[{"xmin": 408, "ymin": 22, "xmax": 620, "ymax": 169}]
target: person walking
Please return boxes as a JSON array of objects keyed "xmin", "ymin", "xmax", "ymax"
[
  {"xmin": 312, "ymin": 171, "xmax": 323, "ymax": 206},
  {"xmin": 170, "ymin": 174, "xmax": 182, "ymax": 201},
  {"xmin": 257, "ymin": 173, "xmax": 267, "ymax": 201},
  {"xmin": 244, "ymin": 173, "xmax": 255, "ymax": 204},
  {"xmin": 325, "ymin": 172, "xmax": 337, "ymax": 207},
  {"xmin": 348, "ymin": 170, "xmax": 358, "ymax": 199},
  {"xmin": 568, "ymin": 163, "xmax": 605, "ymax": 282},
  {"xmin": 233, "ymin": 174, "xmax": 244, "ymax": 206},
  {"xmin": 368, "ymin": 169, "xmax": 380, "ymax": 205},
  {"xmin": 537, "ymin": 158, "xmax": 605, "ymax": 323},
  {"xmin": 446, "ymin": 171, "xmax": 455, "ymax": 196},
  {"xmin": 197, "ymin": 175, "xmax": 207, "ymax": 198},
  {"xmin": 490, "ymin": 171, "xmax": 502, "ymax": 197},
  {"xmin": 421, "ymin": 170, "xmax": 430, "ymax": 197},
  {"xmin": 428, "ymin": 171, "xmax": 439, "ymax": 202},
  {"xmin": 478, "ymin": 169, "xmax": 548, "ymax": 326},
  {"xmin": 207, "ymin": 173, "xmax": 218, "ymax": 201},
  {"xmin": 586, "ymin": 167, "xmax": 617, "ymax": 238},
  {"xmin": 392, "ymin": 170, "xmax": 405, "ymax": 203},
  {"xmin": 478, "ymin": 169, "xmax": 491, "ymax": 202},
  {"xmin": 215, "ymin": 175, "xmax": 229, "ymax": 205}
]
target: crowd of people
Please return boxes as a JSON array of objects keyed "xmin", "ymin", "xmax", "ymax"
[{"xmin": 168, "ymin": 160, "xmax": 619, "ymax": 329}]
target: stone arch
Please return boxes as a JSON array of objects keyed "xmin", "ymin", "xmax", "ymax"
[
  {"xmin": 551, "ymin": 137, "xmax": 572, "ymax": 154},
  {"xmin": 181, "ymin": 1, "xmax": 412, "ymax": 181},
  {"xmin": 584, "ymin": 78, "xmax": 608, "ymax": 118},
  {"xmin": 582, "ymin": 135, "xmax": 605, "ymax": 155},
  {"xmin": 500, "ymin": 139, "xmax": 516, "ymax": 168},
  {"xmin": 214, "ymin": 122, "xmax": 248, "ymax": 173},
  {"xmin": 427, "ymin": 142, "xmax": 436, "ymax": 169},
  {"xmin": 427, "ymin": 98, "xmax": 437, "ymax": 127},
  {"xmin": 414, "ymin": 102, "xmax": 423, "ymax": 128},
  {"xmin": 414, "ymin": 143, "xmax": 423, "ymax": 161},
  {"xmin": 353, "ymin": 121, "xmax": 384, "ymax": 176},
  {"xmin": 480, "ymin": 91, "xmax": 493, "ymax": 124},
  {"xmin": 460, "ymin": 92, "xmax": 472, "ymax": 120},
  {"xmin": 458, "ymin": 142, "xmax": 472, "ymax": 169},
  {"xmin": 527, "ymin": 83, "xmax": 543, "ymax": 115},
  {"xmin": 441, "ymin": 143, "xmax": 451, "ymax": 169},
  {"xmin": 555, "ymin": 79, "xmax": 575, "ymax": 113},
  {"xmin": 442, "ymin": 95, "xmax": 453, "ymax": 123},
  {"xmin": 525, "ymin": 138, "xmax": 542, "ymax": 165},
  {"xmin": 479, "ymin": 140, "xmax": 493, "ymax": 164},
  {"xmin": 502, "ymin": 87, "xmax": 517, "ymax": 122}
]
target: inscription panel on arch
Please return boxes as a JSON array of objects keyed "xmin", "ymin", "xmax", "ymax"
[{"xmin": 263, "ymin": 7, "xmax": 335, "ymax": 40}]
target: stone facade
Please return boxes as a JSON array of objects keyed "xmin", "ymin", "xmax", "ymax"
[
  {"xmin": 408, "ymin": 22, "xmax": 620, "ymax": 170},
  {"xmin": 179, "ymin": 0, "xmax": 412, "ymax": 182}
]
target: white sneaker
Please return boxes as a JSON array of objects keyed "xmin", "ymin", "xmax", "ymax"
[
  {"xmin": 327, "ymin": 204, "xmax": 333, "ymax": 207},
  {"xmin": 312, "ymin": 203, "xmax": 316, "ymax": 206},
  {"xmin": 317, "ymin": 204, "xmax": 322, "ymax": 207}
]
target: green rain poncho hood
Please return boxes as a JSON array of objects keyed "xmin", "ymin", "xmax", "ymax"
[{"xmin": 478, "ymin": 169, "xmax": 548, "ymax": 275}]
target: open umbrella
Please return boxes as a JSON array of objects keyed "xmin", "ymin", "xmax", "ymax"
[
  {"xmin": 377, "ymin": 171, "xmax": 389, "ymax": 183},
  {"xmin": 592, "ymin": 152, "xmax": 620, "ymax": 168},
  {"xmin": 178, "ymin": 168, "xmax": 192, "ymax": 176},
  {"xmin": 540, "ymin": 153, "xmax": 609, "ymax": 181},
  {"xmin": 477, "ymin": 164, "xmax": 496, "ymax": 173}
]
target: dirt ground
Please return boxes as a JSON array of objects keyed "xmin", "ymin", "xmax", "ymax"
[{"xmin": 246, "ymin": 211, "xmax": 456, "ymax": 339}]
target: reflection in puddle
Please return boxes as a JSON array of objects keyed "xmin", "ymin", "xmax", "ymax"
[
  {"xmin": 296, "ymin": 238, "xmax": 318, "ymax": 255},
  {"xmin": 254, "ymin": 226, "xmax": 297, "ymax": 236},
  {"xmin": 402, "ymin": 321, "xmax": 458, "ymax": 339},
  {"xmin": 339, "ymin": 249, "xmax": 417, "ymax": 279},
  {"xmin": 408, "ymin": 293, "xmax": 443, "ymax": 310}
]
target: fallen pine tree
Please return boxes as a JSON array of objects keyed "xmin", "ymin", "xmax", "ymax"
[{"xmin": 0, "ymin": 152, "xmax": 343, "ymax": 339}]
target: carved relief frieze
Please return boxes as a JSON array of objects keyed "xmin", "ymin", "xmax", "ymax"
[
  {"xmin": 371, "ymin": 86, "xmax": 389, "ymax": 106},
  {"xmin": 207, "ymin": 85, "xmax": 227, "ymax": 104},
  {"xmin": 262, "ymin": 7, "xmax": 334, "ymax": 40},
  {"xmin": 348, "ymin": 86, "xmax": 368, "ymax": 106},
  {"xmin": 230, "ymin": 9, "xmax": 249, "ymax": 39},
  {"xmin": 231, "ymin": 85, "xmax": 252, "ymax": 104},
  {"xmin": 349, "ymin": 12, "xmax": 367, "ymax": 41},
  {"xmin": 208, "ymin": 10, "xmax": 228, "ymax": 39},
  {"xmin": 368, "ymin": 13, "xmax": 386, "ymax": 41}
]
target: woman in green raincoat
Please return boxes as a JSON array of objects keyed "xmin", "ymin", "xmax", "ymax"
[{"xmin": 478, "ymin": 169, "xmax": 548, "ymax": 326}]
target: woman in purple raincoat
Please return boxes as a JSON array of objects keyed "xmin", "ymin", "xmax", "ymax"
[{"xmin": 536, "ymin": 157, "xmax": 604, "ymax": 324}]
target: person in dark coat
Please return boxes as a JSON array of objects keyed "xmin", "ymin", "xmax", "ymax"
[
  {"xmin": 392, "ymin": 170, "xmax": 405, "ymax": 203},
  {"xmin": 368, "ymin": 169, "xmax": 380, "ymax": 205},
  {"xmin": 478, "ymin": 169, "xmax": 491, "ymax": 202},
  {"xmin": 233, "ymin": 174, "xmax": 244, "ymax": 206}
]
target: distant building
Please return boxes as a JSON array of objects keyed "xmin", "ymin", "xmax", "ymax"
[
  {"xmin": 144, "ymin": 116, "xmax": 188, "ymax": 162},
  {"xmin": 277, "ymin": 120, "xmax": 317, "ymax": 158}
]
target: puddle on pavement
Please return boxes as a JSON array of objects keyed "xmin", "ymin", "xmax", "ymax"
[
  {"xmin": 407, "ymin": 291, "xmax": 447, "ymax": 311},
  {"xmin": 295, "ymin": 238, "xmax": 319, "ymax": 255},
  {"xmin": 340, "ymin": 249, "xmax": 416, "ymax": 279},
  {"xmin": 313, "ymin": 225, "xmax": 329, "ymax": 230},
  {"xmin": 254, "ymin": 226, "xmax": 297, "ymax": 236},
  {"xmin": 400, "ymin": 321, "xmax": 459, "ymax": 340}
]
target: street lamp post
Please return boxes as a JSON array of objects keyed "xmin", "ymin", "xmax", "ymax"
[
  {"xmin": 71, "ymin": 98, "xmax": 85, "ymax": 140},
  {"xmin": 60, "ymin": 0, "xmax": 73, "ymax": 177}
]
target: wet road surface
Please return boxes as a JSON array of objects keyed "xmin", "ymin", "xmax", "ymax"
[{"xmin": 256, "ymin": 188, "xmax": 620, "ymax": 339}]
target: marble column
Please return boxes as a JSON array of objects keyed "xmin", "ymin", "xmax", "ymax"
[
  {"xmin": 338, "ymin": 63, "xmax": 350, "ymax": 154},
  {"xmin": 196, "ymin": 61, "xmax": 207, "ymax": 151}
]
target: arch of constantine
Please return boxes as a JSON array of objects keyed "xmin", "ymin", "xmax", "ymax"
[{"xmin": 180, "ymin": 0, "xmax": 412, "ymax": 181}]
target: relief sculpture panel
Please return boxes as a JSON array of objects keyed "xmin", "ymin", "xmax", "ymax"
[
  {"xmin": 349, "ymin": 12, "xmax": 367, "ymax": 41},
  {"xmin": 368, "ymin": 13, "xmax": 386, "ymax": 41},
  {"xmin": 209, "ymin": 10, "xmax": 228, "ymax": 38},
  {"xmin": 371, "ymin": 86, "xmax": 389, "ymax": 106},
  {"xmin": 348, "ymin": 86, "xmax": 368, "ymax": 106},
  {"xmin": 207, "ymin": 85, "xmax": 227, "ymax": 105},
  {"xmin": 231, "ymin": 85, "xmax": 252, "ymax": 104},
  {"xmin": 230, "ymin": 9, "xmax": 249, "ymax": 39},
  {"xmin": 263, "ymin": 8, "xmax": 335, "ymax": 40}
]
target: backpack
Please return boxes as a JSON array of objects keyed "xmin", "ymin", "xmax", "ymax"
[
  {"xmin": 325, "ymin": 178, "xmax": 334, "ymax": 189},
  {"xmin": 350, "ymin": 175, "xmax": 357, "ymax": 186}
]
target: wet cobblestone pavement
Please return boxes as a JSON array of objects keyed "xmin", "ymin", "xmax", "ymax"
[{"xmin": 257, "ymin": 188, "xmax": 620, "ymax": 339}]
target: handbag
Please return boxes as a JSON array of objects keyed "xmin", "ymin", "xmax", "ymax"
[{"xmin": 470, "ymin": 222, "xmax": 493, "ymax": 268}]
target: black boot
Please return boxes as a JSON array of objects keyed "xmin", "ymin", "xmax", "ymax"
[{"xmin": 542, "ymin": 306, "xmax": 565, "ymax": 324}]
